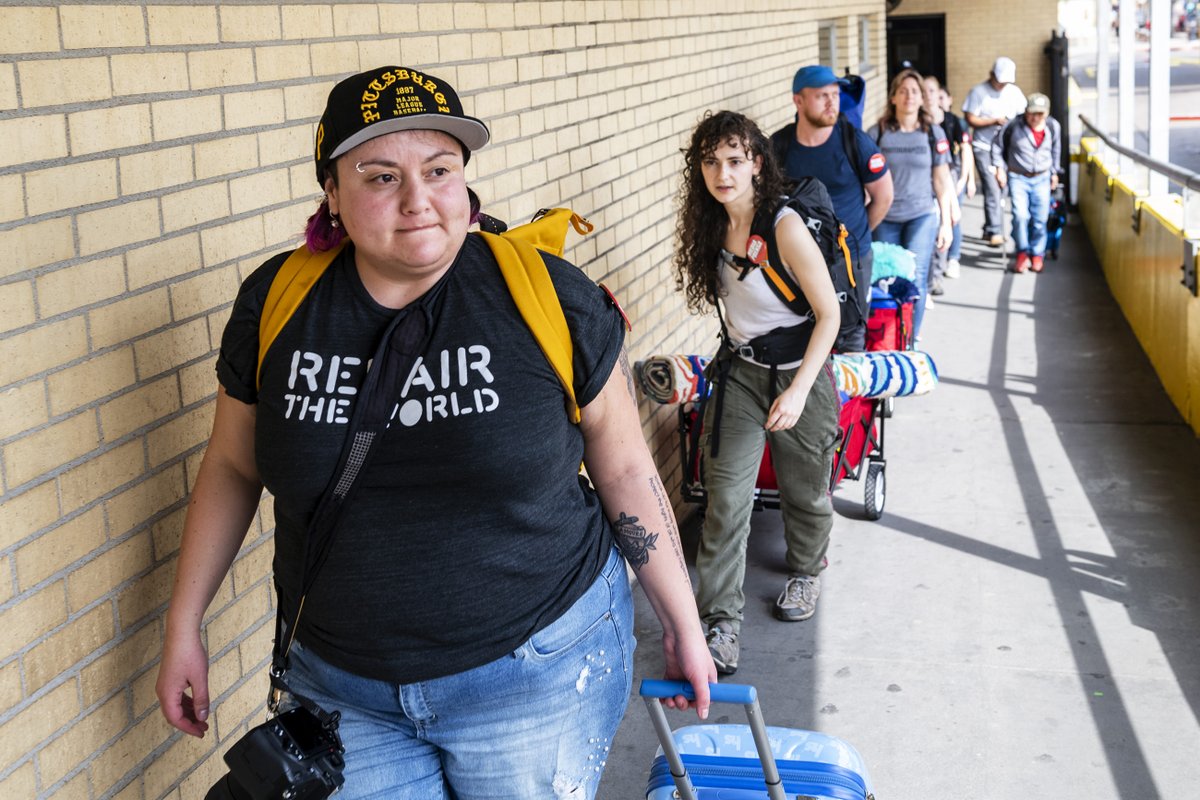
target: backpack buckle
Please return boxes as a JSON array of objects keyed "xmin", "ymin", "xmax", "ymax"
[{"xmin": 731, "ymin": 342, "xmax": 757, "ymax": 360}]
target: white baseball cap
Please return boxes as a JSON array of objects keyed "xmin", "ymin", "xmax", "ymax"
[{"xmin": 992, "ymin": 57, "xmax": 1016, "ymax": 84}]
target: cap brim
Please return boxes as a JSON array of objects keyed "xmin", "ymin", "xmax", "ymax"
[
  {"xmin": 795, "ymin": 78, "xmax": 849, "ymax": 91},
  {"xmin": 329, "ymin": 115, "xmax": 490, "ymax": 161}
]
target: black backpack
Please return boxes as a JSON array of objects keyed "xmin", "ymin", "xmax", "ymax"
[{"xmin": 729, "ymin": 176, "xmax": 864, "ymax": 353}]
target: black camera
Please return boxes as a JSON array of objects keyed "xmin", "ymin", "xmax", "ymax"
[{"xmin": 205, "ymin": 706, "xmax": 345, "ymax": 800}]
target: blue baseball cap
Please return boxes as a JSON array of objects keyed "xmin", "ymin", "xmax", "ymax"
[{"xmin": 792, "ymin": 65, "xmax": 846, "ymax": 93}]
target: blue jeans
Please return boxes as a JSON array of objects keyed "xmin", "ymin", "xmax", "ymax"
[
  {"xmin": 284, "ymin": 546, "xmax": 635, "ymax": 799},
  {"xmin": 948, "ymin": 187, "xmax": 965, "ymax": 261},
  {"xmin": 1008, "ymin": 172, "xmax": 1052, "ymax": 256},
  {"xmin": 873, "ymin": 212, "xmax": 939, "ymax": 338}
]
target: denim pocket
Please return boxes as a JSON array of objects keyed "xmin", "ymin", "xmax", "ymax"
[{"xmin": 524, "ymin": 549, "xmax": 626, "ymax": 662}]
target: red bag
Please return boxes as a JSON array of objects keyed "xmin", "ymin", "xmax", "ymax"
[{"xmin": 866, "ymin": 300, "xmax": 914, "ymax": 351}]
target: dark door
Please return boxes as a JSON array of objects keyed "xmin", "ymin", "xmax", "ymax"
[{"xmin": 886, "ymin": 14, "xmax": 947, "ymax": 85}]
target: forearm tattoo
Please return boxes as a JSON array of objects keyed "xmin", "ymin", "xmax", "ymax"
[
  {"xmin": 618, "ymin": 347, "xmax": 637, "ymax": 402},
  {"xmin": 648, "ymin": 473, "xmax": 690, "ymax": 580},
  {"xmin": 612, "ymin": 512, "xmax": 657, "ymax": 570}
]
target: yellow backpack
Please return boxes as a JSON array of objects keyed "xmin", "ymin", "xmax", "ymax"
[{"xmin": 257, "ymin": 209, "xmax": 600, "ymax": 423}]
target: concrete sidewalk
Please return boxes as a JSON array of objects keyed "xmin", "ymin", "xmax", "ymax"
[{"xmin": 599, "ymin": 197, "xmax": 1200, "ymax": 799}]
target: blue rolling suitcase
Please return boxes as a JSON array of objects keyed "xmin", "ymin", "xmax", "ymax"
[
  {"xmin": 1046, "ymin": 186, "xmax": 1067, "ymax": 260},
  {"xmin": 640, "ymin": 680, "xmax": 875, "ymax": 800}
]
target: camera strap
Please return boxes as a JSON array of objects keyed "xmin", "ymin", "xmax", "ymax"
[{"xmin": 266, "ymin": 274, "xmax": 445, "ymax": 713}]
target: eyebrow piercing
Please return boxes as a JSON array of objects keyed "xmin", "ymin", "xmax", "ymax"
[{"xmin": 355, "ymin": 161, "xmax": 366, "ymax": 173}]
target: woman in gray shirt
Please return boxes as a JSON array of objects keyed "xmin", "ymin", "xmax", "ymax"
[{"xmin": 867, "ymin": 68, "xmax": 955, "ymax": 340}]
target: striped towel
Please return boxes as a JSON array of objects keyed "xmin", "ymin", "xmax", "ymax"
[
  {"xmin": 831, "ymin": 350, "xmax": 938, "ymax": 399},
  {"xmin": 635, "ymin": 354, "xmax": 711, "ymax": 404}
]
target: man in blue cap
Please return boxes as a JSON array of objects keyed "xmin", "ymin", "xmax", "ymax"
[{"xmin": 771, "ymin": 65, "xmax": 893, "ymax": 352}]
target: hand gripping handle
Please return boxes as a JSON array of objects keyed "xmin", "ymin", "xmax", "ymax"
[{"xmin": 638, "ymin": 680, "xmax": 786, "ymax": 800}]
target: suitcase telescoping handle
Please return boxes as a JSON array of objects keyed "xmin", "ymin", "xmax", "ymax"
[{"xmin": 639, "ymin": 679, "xmax": 786, "ymax": 800}]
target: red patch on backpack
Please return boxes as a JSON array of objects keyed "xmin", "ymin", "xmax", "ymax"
[
  {"xmin": 868, "ymin": 153, "xmax": 886, "ymax": 173},
  {"xmin": 936, "ymin": 138, "xmax": 950, "ymax": 154},
  {"xmin": 746, "ymin": 235, "xmax": 768, "ymax": 265}
]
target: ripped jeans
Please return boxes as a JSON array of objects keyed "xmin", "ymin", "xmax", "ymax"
[{"xmin": 284, "ymin": 545, "xmax": 635, "ymax": 799}]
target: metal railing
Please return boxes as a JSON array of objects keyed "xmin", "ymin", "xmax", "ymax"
[
  {"xmin": 1077, "ymin": 114, "xmax": 1200, "ymax": 295},
  {"xmin": 1079, "ymin": 115, "xmax": 1200, "ymax": 193}
]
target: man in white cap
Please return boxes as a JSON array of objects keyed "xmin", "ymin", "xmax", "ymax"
[{"xmin": 962, "ymin": 57, "xmax": 1027, "ymax": 247}]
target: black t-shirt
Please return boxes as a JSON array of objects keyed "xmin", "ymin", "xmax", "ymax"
[
  {"xmin": 941, "ymin": 111, "xmax": 971, "ymax": 173},
  {"xmin": 217, "ymin": 234, "xmax": 625, "ymax": 683}
]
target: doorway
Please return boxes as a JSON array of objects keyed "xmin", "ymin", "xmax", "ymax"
[{"xmin": 886, "ymin": 14, "xmax": 947, "ymax": 85}]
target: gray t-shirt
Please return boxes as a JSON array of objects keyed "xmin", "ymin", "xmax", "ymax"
[{"xmin": 866, "ymin": 124, "xmax": 950, "ymax": 223}]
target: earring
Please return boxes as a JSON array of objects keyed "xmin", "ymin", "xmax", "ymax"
[{"xmin": 330, "ymin": 215, "xmax": 340, "ymax": 229}]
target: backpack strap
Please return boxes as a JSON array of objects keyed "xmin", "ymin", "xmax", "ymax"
[
  {"xmin": 257, "ymin": 210, "xmax": 599, "ymax": 424},
  {"xmin": 750, "ymin": 200, "xmax": 855, "ymax": 316},
  {"xmin": 477, "ymin": 229, "xmax": 580, "ymax": 424},
  {"xmin": 258, "ymin": 241, "xmax": 348, "ymax": 390},
  {"xmin": 838, "ymin": 115, "xmax": 870, "ymax": 186}
]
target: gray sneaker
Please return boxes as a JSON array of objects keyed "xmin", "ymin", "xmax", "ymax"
[
  {"xmin": 706, "ymin": 621, "xmax": 739, "ymax": 675},
  {"xmin": 774, "ymin": 574, "xmax": 821, "ymax": 621}
]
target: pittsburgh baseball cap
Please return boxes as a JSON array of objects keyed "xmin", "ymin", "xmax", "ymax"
[
  {"xmin": 792, "ymin": 65, "xmax": 848, "ymax": 93},
  {"xmin": 1025, "ymin": 93, "xmax": 1051, "ymax": 114},
  {"xmin": 313, "ymin": 66, "xmax": 490, "ymax": 183},
  {"xmin": 992, "ymin": 57, "xmax": 1017, "ymax": 84}
]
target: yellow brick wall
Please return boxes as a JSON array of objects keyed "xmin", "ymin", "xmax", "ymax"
[
  {"xmin": 887, "ymin": 0, "xmax": 1060, "ymax": 110},
  {"xmin": 0, "ymin": 2, "xmax": 884, "ymax": 798}
]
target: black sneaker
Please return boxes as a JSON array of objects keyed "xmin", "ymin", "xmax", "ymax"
[{"xmin": 706, "ymin": 622, "xmax": 739, "ymax": 675}]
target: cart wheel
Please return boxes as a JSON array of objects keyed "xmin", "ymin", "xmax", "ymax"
[
  {"xmin": 881, "ymin": 396, "xmax": 894, "ymax": 419},
  {"xmin": 863, "ymin": 460, "xmax": 886, "ymax": 520}
]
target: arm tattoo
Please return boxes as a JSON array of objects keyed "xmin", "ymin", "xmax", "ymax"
[
  {"xmin": 648, "ymin": 474, "xmax": 690, "ymax": 579},
  {"xmin": 612, "ymin": 512, "xmax": 658, "ymax": 570},
  {"xmin": 618, "ymin": 348, "xmax": 637, "ymax": 402}
]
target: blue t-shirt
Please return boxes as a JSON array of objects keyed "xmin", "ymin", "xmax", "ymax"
[{"xmin": 779, "ymin": 120, "xmax": 889, "ymax": 259}]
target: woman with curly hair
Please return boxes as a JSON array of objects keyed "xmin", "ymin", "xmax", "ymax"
[
  {"xmin": 867, "ymin": 68, "xmax": 955, "ymax": 340},
  {"xmin": 675, "ymin": 110, "xmax": 841, "ymax": 675}
]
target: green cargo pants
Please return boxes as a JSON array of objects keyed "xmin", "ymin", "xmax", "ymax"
[{"xmin": 694, "ymin": 355, "xmax": 840, "ymax": 633}]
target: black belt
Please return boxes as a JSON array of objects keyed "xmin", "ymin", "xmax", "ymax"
[{"xmin": 1009, "ymin": 167, "xmax": 1047, "ymax": 177}]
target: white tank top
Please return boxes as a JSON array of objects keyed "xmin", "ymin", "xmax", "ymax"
[{"xmin": 719, "ymin": 206, "xmax": 812, "ymax": 370}]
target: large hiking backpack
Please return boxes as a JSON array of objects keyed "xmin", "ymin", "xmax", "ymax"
[
  {"xmin": 258, "ymin": 208, "xmax": 618, "ymax": 424},
  {"xmin": 839, "ymin": 72, "xmax": 867, "ymax": 129},
  {"xmin": 734, "ymin": 177, "xmax": 863, "ymax": 352}
]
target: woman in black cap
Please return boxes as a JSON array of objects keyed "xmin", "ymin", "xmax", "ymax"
[{"xmin": 156, "ymin": 66, "xmax": 714, "ymax": 799}]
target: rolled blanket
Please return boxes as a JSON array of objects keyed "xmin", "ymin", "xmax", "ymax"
[
  {"xmin": 831, "ymin": 350, "xmax": 939, "ymax": 399},
  {"xmin": 635, "ymin": 354, "xmax": 712, "ymax": 404}
]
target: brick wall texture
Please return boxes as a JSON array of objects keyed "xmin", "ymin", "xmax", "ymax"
[{"xmin": 0, "ymin": 2, "xmax": 886, "ymax": 798}]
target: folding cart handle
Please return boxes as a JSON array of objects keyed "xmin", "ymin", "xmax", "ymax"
[{"xmin": 639, "ymin": 679, "xmax": 786, "ymax": 800}]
